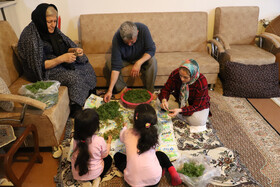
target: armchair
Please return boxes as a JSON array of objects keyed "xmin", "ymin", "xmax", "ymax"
[
  {"xmin": 262, "ymin": 15, "xmax": 280, "ymax": 81},
  {"xmin": 0, "ymin": 20, "xmax": 70, "ymax": 147},
  {"xmin": 0, "ymin": 84, "xmax": 46, "ymax": 186},
  {"xmin": 211, "ymin": 6, "xmax": 280, "ymax": 98}
]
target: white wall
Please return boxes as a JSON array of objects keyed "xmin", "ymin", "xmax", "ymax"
[{"xmin": 2, "ymin": 0, "xmax": 280, "ymax": 41}]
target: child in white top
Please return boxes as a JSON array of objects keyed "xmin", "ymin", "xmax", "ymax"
[
  {"xmin": 71, "ymin": 109, "xmax": 112, "ymax": 186},
  {"xmin": 114, "ymin": 104, "xmax": 182, "ymax": 186}
]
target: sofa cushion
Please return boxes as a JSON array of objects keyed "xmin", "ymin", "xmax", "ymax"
[
  {"xmin": 80, "ymin": 12, "xmax": 208, "ymax": 54},
  {"xmin": 87, "ymin": 52, "xmax": 219, "ymax": 82},
  {"xmin": 214, "ymin": 6, "xmax": 259, "ymax": 45},
  {"xmin": 0, "ymin": 21, "xmax": 20, "ymax": 87},
  {"xmin": 0, "ymin": 77, "xmax": 14, "ymax": 111},
  {"xmin": 227, "ymin": 45, "xmax": 276, "ymax": 65},
  {"xmin": 223, "ymin": 61, "xmax": 280, "ymax": 98}
]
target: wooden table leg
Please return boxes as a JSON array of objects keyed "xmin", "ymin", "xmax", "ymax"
[{"xmin": 3, "ymin": 124, "xmax": 43, "ymax": 187}]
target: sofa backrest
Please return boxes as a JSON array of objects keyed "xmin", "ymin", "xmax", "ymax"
[
  {"xmin": 0, "ymin": 21, "xmax": 21, "ymax": 87},
  {"xmin": 80, "ymin": 12, "xmax": 208, "ymax": 54},
  {"xmin": 214, "ymin": 6, "xmax": 259, "ymax": 45}
]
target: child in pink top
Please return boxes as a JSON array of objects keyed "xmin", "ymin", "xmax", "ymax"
[
  {"xmin": 114, "ymin": 104, "xmax": 182, "ymax": 187},
  {"xmin": 71, "ymin": 109, "xmax": 112, "ymax": 186}
]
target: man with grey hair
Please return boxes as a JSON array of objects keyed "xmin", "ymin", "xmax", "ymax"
[{"xmin": 104, "ymin": 21, "xmax": 157, "ymax": 103}]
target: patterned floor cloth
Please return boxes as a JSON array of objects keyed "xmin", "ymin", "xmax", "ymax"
[
  {"xmin": 173, "ymin": 119, "xmax": 258, "ymax": 186},
  {"xmin": 55, "ymin": 80, "xmax": 280, "ymax": 186},
  {"xmin": 209, "ymin": 80, "xmax": 280, "ymax": 187}
]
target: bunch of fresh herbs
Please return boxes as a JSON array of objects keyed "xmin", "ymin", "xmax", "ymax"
[
  {"xmin": 95, "ymin": 101, "xmax": 124, "ymax": 140},
  {"xmin": 96, "ymin": 101, "xmax": 122, "ymax": 121},
  {"xmin": 25, "ymin": 81, "xmax": 54, "ymax": 94},
  {"xmin": 178, "ymin": 161, "xmax": 205, "ymax": 177},
  {"xmin": 123, "ymin": 89, "xmax": 151, "ymax": 103}
]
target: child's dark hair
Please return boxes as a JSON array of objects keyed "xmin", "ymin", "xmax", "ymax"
[
  {"xmin": 73, "ymin": 108, "xmax": 100, "ymax": 176},
  {"xmin": 133, "ymin": 104, "xmax": 158, "ymax": 154}
]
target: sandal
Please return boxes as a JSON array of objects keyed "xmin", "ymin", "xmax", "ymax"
[{"xmin": 52, "ymin": 145, "xmax": 63, "ymax": 159}]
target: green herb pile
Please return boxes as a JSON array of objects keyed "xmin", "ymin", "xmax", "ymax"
[
  {"xmin": 95, "ymin": 101, "xmax": 124, "ymax": 140},
  {"xmin": 96, "ymin": 101, "xmax": 122, "ymax": 121},
  {"xmin": 25, "ymin": 81, "xmax": 54, "ymax": 94},
  {"xmin": 123, "ymin": 89, "xmax": 151, "ymax": 103},
  {"xmin": 178, "ymin": 162, "xmax": 205, "ymax": 177},
  {"xmin": 102, "ymin": 124, "xmax": 122, "ymax": 140}
]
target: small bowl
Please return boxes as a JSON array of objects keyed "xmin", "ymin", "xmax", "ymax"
[{"xmin": 120, "ymin": 89, "xmax": 153, "ymax": 109}]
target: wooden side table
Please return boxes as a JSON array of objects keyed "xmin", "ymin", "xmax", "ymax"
[{"xmin": 0, "ymin": 124, "xmax": 43, "ymax": 187}]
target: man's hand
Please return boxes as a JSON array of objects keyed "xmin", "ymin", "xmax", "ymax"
[
  {"xmin": 130, "ymin": 62, "xmax": 141, "ymax": 77},
  {"xmin": 168, "ymin": 108, "xmax": 181, "ymax": 117},
  {"xmin": 103, "ymin": 91, "xmax": 112, "ymax": 103}
]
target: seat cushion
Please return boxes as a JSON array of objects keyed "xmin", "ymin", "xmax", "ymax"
[
  {"xmin": 223, "ymin": 61, "xmax": 280, "ymax": 98},
  {"xmin": 227, "ymin": 45, "xmax": 276, "ymax": 65},
  {"xmin": 87, "ymin": 51, "xmax": 220, "ymax": 87}
]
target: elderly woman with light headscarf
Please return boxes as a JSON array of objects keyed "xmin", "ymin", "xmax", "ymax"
[
  {"xmin": 17, "ymin": 3, "xmax": 97, "ymax": 117},
  {"xmin": 158, "ymin": 59, "xmax": 210, "ymax": 133}
]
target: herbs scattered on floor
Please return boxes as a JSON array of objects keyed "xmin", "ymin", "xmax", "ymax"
[
  {"xmin": 95, "ymin": 101, "xmax": 124, "ymax": 140},
  {"xmin": 178, "ymin": 162, "xmax": 205, "ymax": 177},
  {"xmin": 102, "ymin": 124, "xmax": 122, "ymax": 140},
  {"xmin": 123, "ymin": 89, "xmax": 151, "ymax": 103}
]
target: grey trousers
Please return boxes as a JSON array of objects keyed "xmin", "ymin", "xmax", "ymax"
[{"xmin": 106, "ymin": 56, "xmax": 157, "ymax": 93}]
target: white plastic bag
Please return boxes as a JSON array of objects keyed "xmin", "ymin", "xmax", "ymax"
[
  {"xmin": 18, "ymin": 80, "xmax": 60, "ymax": 108},
  {"xmin": 173, "ymin": 154, "xmax": 221, "ymax": 187}
]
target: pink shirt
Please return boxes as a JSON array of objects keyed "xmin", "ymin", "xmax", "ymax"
[
  {"xmin": 120, "ymin": 126, "xmax": 162, "ymax": 187},
  {"xmin": 71, "ymin": 135, "xmax": 108, "ymax": 181}
]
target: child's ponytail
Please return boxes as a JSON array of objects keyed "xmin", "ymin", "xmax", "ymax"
[
  {"xmin": 73, "ymin": 109, "xmax": 100, "ymax": 176},
  {"xmin": 134, "ymin": 104, "xmax": 158, "ymax": 154},
  {"xmin": 75, "ymin": 140, "xmax": 90, "ymax": 176}
]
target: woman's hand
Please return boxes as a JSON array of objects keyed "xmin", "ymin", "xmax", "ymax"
[
  {"xmin": 74, "ymin": 48, "xmax": 84, "ymax": 56},
  {"xmin": 107, "ymin": 135, "xmax": 112, "ymax": 144},
  {"xmin": 160, "ymin": 99, "xmax": 169, "ymax": 111},
  {"xmin": 60, "ymin": 53, "xmax": 76, "ymax": 63},
  {"xmin": 168, "ymin": 108, "xmax": 182, "ymax": 117},
  {"xmin": 68, "ymin": 48, "xmax": 83, "ymax": 56}
]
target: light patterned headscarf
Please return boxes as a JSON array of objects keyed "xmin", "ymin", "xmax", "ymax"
[{"xmin": 179, "ymin": 59, "xmax": 200, "ymax": 108}]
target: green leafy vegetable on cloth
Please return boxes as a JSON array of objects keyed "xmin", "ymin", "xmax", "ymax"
[
  {"xmin": 95, "ymin": 101, "xmax": 124, "ymax": 140},
  {"xmin": 178, "ymin": 161, "xmax": 205, "ymax": 177},
  {"xmin": 96, "ymin": 101, "xmax": 122, "ymax": 122},
  {"xmin": 123, "ymin": 89, "xmax": 151, "ymax": 103},
  {"xmin": 25, "ymin": 81, "xmax": 54, "ymax": 94}
]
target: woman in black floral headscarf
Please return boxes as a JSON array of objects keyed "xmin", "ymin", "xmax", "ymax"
[{"xmin": 18, "ymin": 3, "xmax": 97, "ymax": 117}]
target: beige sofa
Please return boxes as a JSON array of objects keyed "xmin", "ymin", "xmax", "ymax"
[
  {"xmin": 80, "ymin": 12, "xmax": 219, "ymax": 89},
  {"xmin": 0, "ymin": 21, "xmax": 70, "ymax": 147}
]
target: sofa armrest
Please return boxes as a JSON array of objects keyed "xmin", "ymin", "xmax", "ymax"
[
  {"xmin": 0, "ymin": 94, "xmax": 46, "ymax": 110},
  {"xmin": 208, "ymin": 39, "xmax": 226, "ymax": 53},
  {"xmin": 258, "ymin": 32, "xmax": 280, "ymax": 48},
  {"xmin": 213, "ymin": 34, "xmax": 230, "ymax": 50}
]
